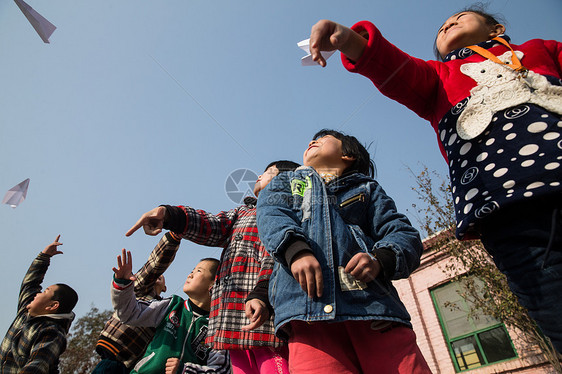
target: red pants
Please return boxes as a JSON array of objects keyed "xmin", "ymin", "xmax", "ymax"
[
  {"xmin": 288, "ymin": 320, "xmax": 432, "ymax": 374},
  {"xmin": 230, "ymin": 346, "xmax": 290, "ymax": 374}
]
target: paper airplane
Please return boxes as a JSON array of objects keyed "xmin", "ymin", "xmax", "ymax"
[
  {"xmin": 14, "ymin": 0, "xmax": 56, "ymax": 43},
  {"xmin": 297, "ymin": 38, "xmax": 336, "ymax": 66},
  {"xmin": 3, "ymin": 178, "xmax": 30, "ymax": 208}
]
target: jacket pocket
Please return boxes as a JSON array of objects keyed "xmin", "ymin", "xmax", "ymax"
[
  {"xmin": 340, "ymin": 193, "xmax": 366, "ymax": 208},
  {"xmin": 338, "ymin": 193, "xmax": 367, "ymax": 226}
]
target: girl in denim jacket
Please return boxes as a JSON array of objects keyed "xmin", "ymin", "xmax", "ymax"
[{"xmin": 256, "ymin": 129, "xmax": 431, "ymax": 373}]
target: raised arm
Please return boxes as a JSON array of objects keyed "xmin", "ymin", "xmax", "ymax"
[
  {"xmin": 111, "ymin": 249, "xmax": 169, "ymax": 327},
  {"xmin": 17, "ymin": 235, "xmax": 63, "ymax": 313},
  {"xmin": 127, "ymin": 205, "xmax": 239, "ymax": 247},
  {"xmin": 133, "ymin": 232, "xmax": 181, "ymax": 298},
  {"xmin": 340, "ymin": 20, "xmax": 442, "ymax": 121},
  {"xmin": 167, "ymin": 205, "xmax": 239, "ymax": 247}
]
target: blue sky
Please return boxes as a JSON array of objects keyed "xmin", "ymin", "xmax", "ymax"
[{"xmin": 1, "ymin": 0, "xmax": 560, "ymax": 334}]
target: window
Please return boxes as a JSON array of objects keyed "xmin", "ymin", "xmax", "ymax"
[{"xmin": 431, "ymin": 279, "xmax": 517, "ymax": 371}]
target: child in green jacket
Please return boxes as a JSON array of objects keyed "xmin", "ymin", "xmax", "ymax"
[{"xmin": 111, "ymin": 249, "xmax": 230, "ymax": 374}]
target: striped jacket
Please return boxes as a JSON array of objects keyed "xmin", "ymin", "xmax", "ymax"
[
  {"xmin": 0, "ymin": 253, "xmax": 74, "ymax": 374},
  {"xmin": 95, "ymin": 232, "xmax": 180, "ymax": 368},
  {"xmin": 164, "ymin": 197, "xmax": 285, "ymax": 350}
]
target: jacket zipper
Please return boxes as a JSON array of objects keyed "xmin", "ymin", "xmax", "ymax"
[
  {"xmin": 179, "ymin": 307, "xmax": 196, "ymax": 362},
  {"xmin": 340, "ymin": 193, "xmax": 365, "ymax": 208}
]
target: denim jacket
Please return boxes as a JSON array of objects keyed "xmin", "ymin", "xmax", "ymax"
[{"xmin": 256, "ymin": 167, "xmax": 423, "ymax": 336}]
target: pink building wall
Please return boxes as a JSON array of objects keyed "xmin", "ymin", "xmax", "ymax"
[{"xmin": 393, "ymin": 241, "xmax": 554, "ymax": 373}]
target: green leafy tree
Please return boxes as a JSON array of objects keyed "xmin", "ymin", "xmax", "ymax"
[
  {"xmin": 59, "ymin": 305, "xmax": 112, "ymax": 374},
  {"xmin": 409, "ymin": 165, "xmax": 561, "ymax": 372}
]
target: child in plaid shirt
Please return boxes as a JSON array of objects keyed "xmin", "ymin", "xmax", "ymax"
[
  {"xmin": 0, "ymin": 235, "xmax": 78, "ymax": 374},
  {"xmin": 126, "ymin": 160, "xmax": 300, "ymax": 374}
]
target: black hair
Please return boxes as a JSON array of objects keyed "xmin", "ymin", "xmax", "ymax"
[
  {"xmin": 263, "ymin": 160, "xmax": 300, "ymax": 173},
  {"xmin": 433, "ymin": 2, "xmax": 506, "ymax": 61},
  {"xmin": 200, "ymin": 258, "xmax": 220, "ymax": 278},
  {"xmin": 312, "ymin": 129, "xmax": 375, "ymax": 177},
  {"xmin": 52, "ymin": 283, "xmax": 78, "ymax": 314}
]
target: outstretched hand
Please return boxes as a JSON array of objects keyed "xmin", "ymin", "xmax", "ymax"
[
  {"xmin": 42, "ymin": 235, "xmax": 63, "ymax": 257},
  {"xmin": 126, "ymin": 206, "xmax": 166, "ymax": 237},
  {"xmin": 242, "ymin": 299, "xmax": 269, "ymax": 331},
  {"xmin": 309, "ymin": 19, "xmax": 367, "ymax": 67},
  {"xmin": 290, "ymin": 252, "xmax": 323, "ymax": 298},
  {"xmin": 345, "ymin": 252, "xmax": 381, "ymax": 283},
  {"xmin": 112, "ymin": 248, "xmax": 136, "ymax": 282}
]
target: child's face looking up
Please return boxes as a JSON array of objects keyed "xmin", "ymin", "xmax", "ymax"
[
  {"xmin": 303, "ymin": 135, "xmax": 349, "ymax": 173},
  {"xmin": 253, "ymin": 165, "xmax": 279, "ymax": 197},
  {"xmin": 436, "ymin": 12, "xmax": 504, "ymax": 58},
  {"xmin": 27, "ymin": 284, "xmax": 59, "ymax": 316},
  {"xmin": 183, "ymin": 260, "xmax": 215, "ymax": 297}
]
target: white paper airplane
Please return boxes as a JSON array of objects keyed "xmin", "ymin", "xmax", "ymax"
[
  {"xmin": 14, "ymin": 0, "xmax": 56, "ymax": 43},
  {"xmin": 297, "ymin": 38, "xmax": 336, "ymax": 66},
  {"xmin": 3, "ymin": 178, "xmax": 30, "ymax": 208}
]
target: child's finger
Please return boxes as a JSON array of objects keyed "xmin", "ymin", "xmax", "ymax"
[
  {"xmin": 292, "ymin": 271, "xmax": 301, "ymax": 289},
  {"xmin": 300, "ymin": 276, "xmax": 310, "ymax": 297},
  {"xmin": 126, "ymin": 218, "xmax": 144, "ymax": 237},
  {"xmin": 244, "ymin": 304, "xmax": 254, "ymax": 319},
  {"xmin": 315, "ymin": 269, "xmax": 324, "ymax": 298},
  {"xmin": 242, "ymin": 318, "xmax": 260, "ymax": 331},
  {"xmin": 307, "ymin": 272, "xmax": 317, "ymax": 298},
  {"xmin": 344, "ymin": 255, "xmax": 359, "ymax": 274}
]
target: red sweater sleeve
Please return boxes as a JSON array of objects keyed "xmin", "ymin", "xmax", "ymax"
[{"xmin": 341, "ymin": 21, "xmax": 443, "ymax": 122}]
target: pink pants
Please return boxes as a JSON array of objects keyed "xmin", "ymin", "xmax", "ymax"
[
  {"xmin": 288, "ymin": 320, "xmax": 432, "ymax": 374},
  {"xmin": 229, "ymin": 346, "xmax": 290, "ymax": 374}
]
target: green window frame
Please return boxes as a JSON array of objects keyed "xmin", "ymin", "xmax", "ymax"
[{"xmin": 430, "ymin": 279, "xmax": 517, "ymax": 371}]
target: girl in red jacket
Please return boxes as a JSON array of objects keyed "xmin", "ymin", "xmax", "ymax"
[{"xmin": 307, "ymin": 5, "xmax": 562, "ymax": 353}]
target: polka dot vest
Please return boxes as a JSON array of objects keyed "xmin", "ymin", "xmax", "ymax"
[{"xmin": 441, "ymin": 37, "xmax": 562, "ymax": 239}]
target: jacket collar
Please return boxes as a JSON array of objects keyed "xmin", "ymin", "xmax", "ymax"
[
  {"xmin": 244, "ymin": 196, "xmax": 257, "ymax": 207},
  {"xmin": 328, "ymin": 172, "xmax": 372, "ymax": 192},
  {"xmin": 297, "ymin": 166, "xmax": 372, "ymax": 192},
  {"xmin": 29, "ymin": 311, "xmax": 75, "ymax": 322},
  {"xmin": 444, "ymin": 34, "xmax": 511, "ymax": 62},
  {"xmin": 28, "ymin": 311, "xmax": 75, "ymax": 332}
]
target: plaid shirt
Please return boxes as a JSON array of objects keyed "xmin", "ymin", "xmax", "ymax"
[
  {"xmin": 169, "ymin": 197, "xmax": 285, "ymax": 350},
  {"xmin": 95, "ymin": 232, "xmax": 180, "ymax": 368},
  {"xmin": 0, "ymin": 253, "xmax": 73, "ymax": 374}
]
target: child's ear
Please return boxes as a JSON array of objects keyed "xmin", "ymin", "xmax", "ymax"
[
  {"xmin": 489, "ymin": 23, "xmax": 506, "ymax": 38},
  {"xmin": 342, "ymin": 155, "xmax": 356, "ymax": 164},
  {"xmin": 47, "ymin": 300, "xmax": 60, "ymax": 313}
]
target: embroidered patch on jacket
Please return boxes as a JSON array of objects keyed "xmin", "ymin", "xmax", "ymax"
[
  {"xmin": 290, "ymin": 176, "xmax": 311, "ymax": 197},
  {"xmin": 168, "ymin": 310, "xmax": 180, "ymax": 328}
]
